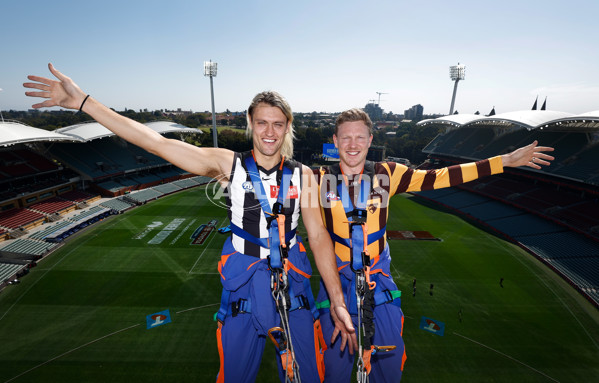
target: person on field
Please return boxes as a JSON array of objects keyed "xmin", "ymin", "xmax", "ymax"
[
  {"xmin": 24, "ymin": 64, "xmax": 356, "ymax": 383},
  {"xmin": 315, "ymin": 108, "xmax": 554, "ymax": 382}
]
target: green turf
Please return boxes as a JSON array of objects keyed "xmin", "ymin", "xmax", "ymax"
[{"xmin": 0, "ymin": 187, "xmax": 597, "ymax": 382}]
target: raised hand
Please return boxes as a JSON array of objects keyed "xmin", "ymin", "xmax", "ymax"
[
  {"xmin": 24, "ymin": 63, "xmax": 87, "ymax": 110},
  {"xmin": 502, "ymin": 140, "xmax": 555, "ymax": 169}
]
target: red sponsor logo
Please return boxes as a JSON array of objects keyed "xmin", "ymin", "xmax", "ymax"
[{"xmin": 270, "ymin": 185, "xmax": 298, "ymax": 199}]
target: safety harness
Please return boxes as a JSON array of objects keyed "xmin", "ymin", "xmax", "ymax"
[
  {"xmin": 335, "ymin": 164, "xmax": 396, "ymax": 382},
  {"xmin": 217, "ymin": 152, "xmax": 314, "ymax": 382}
]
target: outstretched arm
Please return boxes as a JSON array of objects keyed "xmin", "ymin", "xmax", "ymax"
[
  {"xmin": 300, "ymin": 165, "xmax": 357, "ymax": 354},
  {"xmin": 501, "ymin": 140, "xmax": 554, "ymax": 169},
  {"xmin": 24, "ymin": 63, "xmax": 233, "ymax": 180},
  {"xmin": 389, "ymin": 141, "xmax": 556, "ymax": 195}
]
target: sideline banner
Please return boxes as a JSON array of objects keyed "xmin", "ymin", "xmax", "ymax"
[
  {"xmin": 147, "ymin": 309, "xmax": 172, "ymax": 329},
  {"xmin": 419, "ymin": 316, "xmax": 445, "ymax": 336}
]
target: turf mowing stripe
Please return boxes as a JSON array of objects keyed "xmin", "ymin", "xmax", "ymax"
[
  {"xmin": 453, "ymin": 332, "xmax": 560, "ymax": 383},
  {"xmin": 0, "ymin": 242, "xmax": 80, "ymax": 323},
  {"xmin": 4, "ymin": 324, "xmax": 141, "ymax": 383},
  {"xmin": 3, "ymin": 302, "xmax": 221, "ymax": 383}
]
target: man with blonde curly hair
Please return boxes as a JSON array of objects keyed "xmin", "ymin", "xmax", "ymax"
[{"xmin": 25, "ymin": 65, "xmax": 356, "ymax": 383}]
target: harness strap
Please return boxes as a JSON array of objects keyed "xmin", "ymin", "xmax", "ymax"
[
  {"xmin": 316, "ymin": 289, "xmax": 401, "ymax": 313},
  {"xmin": 337, "ymin": 171, "xmax": 370, "ymax": 272},
  {"xmin": 215, "ymin": 278, "xmax": 321, "ymax": 324},
  {"xmin": 216, "ymin": 289, "xmax": 231, "ymax": 323},
  {"xmin": 328, "ymin": 226, "xmax": 386, "ymax": 250},
  {"xmin": 244, "ymin": 153, "xmax": 293, "ymax": 270},
  {"xmin": 231, "ymin": 223, "xmax": 296, "ymax": 250}
]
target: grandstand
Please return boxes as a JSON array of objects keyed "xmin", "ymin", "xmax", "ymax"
[
  {"xmin": 416, "ymin": 109, "xmax": 599, "ymax": 307},
  {"xmin": 0, "ymin": 118, "xmax": 205, "ymax": 288}
]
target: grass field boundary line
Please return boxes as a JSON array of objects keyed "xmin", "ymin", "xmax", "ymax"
[
  {"xmin": 3, "ymin": 323, "xmax": 141, "ymax": 383},
  {"xmin": 175, "ymin": 302, "xmax": 220, "ymax": 314},
  {"xmin": 188, "ymin": 220, "xmax": 228, "ymax": 274},
  {"xmin": 453, "ymin": 331, "xmax": 560, "ymax": 383},
  {"xmin": 495, "ymin": 236, "xmax": 599, "ymax": 351}
]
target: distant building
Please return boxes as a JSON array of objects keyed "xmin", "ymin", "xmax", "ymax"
[
  {"xmin": 163, "ymin": 108, "xmax": 193, "ymax": 117},
  {"xmin": 364, "ymin": 103, "xmax": 384, "ymax": 121},
  {"xmin": 404, "ymin": 104, "xmax": 424, "ymax": 121}
]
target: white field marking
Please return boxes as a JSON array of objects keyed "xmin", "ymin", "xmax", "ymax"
[
  {"xmin": 170, "ymin": 218, "xmax": 197, "ymax": 245},
  {"xmin": 453, "ymin": 332, "xmax": 560, "ymax": 383},
  {"xmin": 188, "ymin": 221, "xmax": 228, "ymax": 274},
  {"xmin": 490, "ymin": 236, "xmax": 599, "ymax": 351},
  {"xmin": 176, "ymin": 302, "xmax": 220, "ymax": 314},
  {"xmin": 4, "ymin": 324, "xmax": 141, "ymax": 383}
]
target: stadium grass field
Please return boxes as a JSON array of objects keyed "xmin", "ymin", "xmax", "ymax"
[{"xmin": 0, "ymin": 185, "xmax": 597, "ymax": 383}]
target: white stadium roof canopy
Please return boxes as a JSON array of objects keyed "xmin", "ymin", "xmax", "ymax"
[
  {"xmin": 418, "ymin": 113, "xmax": 481, "ymax": 127},
  {"xmin": 417, "ymin": 110, "xmax": 599, "ymax": 131},
  {"xmin": 55, "ymin": 120, "xmax": 201, "ymax": 142},
  {"xmin": 0, "ymin": 120, "xmax": 81, "ymax": 147}
]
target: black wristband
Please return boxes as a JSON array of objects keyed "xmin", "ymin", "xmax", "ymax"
[{"xmin": 79, "ymin": 95, "xmax": 90, "ymax": 112}]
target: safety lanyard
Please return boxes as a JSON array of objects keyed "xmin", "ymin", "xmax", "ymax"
[
  {"xmin": 338, "ymin": 169, "xmax": 379, "ymax": 383},
  {"xmin": 244, "ymin": 151, "xmax": 292, "ymax": 269}
]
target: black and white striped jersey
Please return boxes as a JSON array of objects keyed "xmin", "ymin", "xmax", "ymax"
[{"xmin": 225, "ymin": 151, "xmax": 302, "ymax": 259}]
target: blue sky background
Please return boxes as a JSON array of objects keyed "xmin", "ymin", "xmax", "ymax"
[{"xmin": 1, "ymin": 0, "xmax": 598, "ymax": 115}]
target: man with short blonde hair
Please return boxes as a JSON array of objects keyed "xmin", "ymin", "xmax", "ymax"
[{"xmin": 316, "ymin": 108, "xmax": 554, "ymax": 382}]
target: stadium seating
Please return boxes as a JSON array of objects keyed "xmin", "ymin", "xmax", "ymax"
[
  {"xmin": 152, "ymin": 183, "xmax": 182, "ymax": 195},
  {"xmin": 0, "ymin": 209, "xmax": 45, "ymax": 230},
  {"xmin": 0, "ymin": 238, "xmax": 57, "ymax": 256},
  {"xmin": 28, "ymin": 197, "xmax": 76, "ymax": 215},
  {"xmin": 0, "ymin": 262, "xmax": 24, "ymax": 283},
  {"xmin": 126, "ymin": 189, "xmax": 164, "ymax": 204},
  {"xmin": 99, "ymin": 198, "xmax": 136, "ymax": 212},
  {"xmin": 58, "ymin": 190, "xmax": 99, "ymax": 203}
]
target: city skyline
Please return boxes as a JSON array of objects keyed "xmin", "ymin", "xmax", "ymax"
[{"xmin": 1, "ymin": 0, "xmax": 598, "ymax": 115}]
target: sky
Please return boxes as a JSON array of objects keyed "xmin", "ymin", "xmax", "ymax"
[{"xmin": 1, "ymin": 0, "xmax": 598, "ymax": 116}]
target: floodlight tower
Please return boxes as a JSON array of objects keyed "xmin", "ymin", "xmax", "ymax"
[
  {"xmin": 204, "ymin": 60, "xmax": 218, "ymax": 148},
  {"xmin": 0, "ymin": 88, "xmax": 4, "ymax": 123},
  {"xmin": 449, "ymin": 63, "xmax": 465, "ymax": 115}
]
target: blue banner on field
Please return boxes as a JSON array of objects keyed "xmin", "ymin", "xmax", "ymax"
[
  {"xmin": 147, "ymin": 309, "xmax": 172, "ymax": 329},
  {"xmin": 323, "ymin": 143, "xmax": 339, "ymax": 159},
  {"xmin": 419, "ymin": 316, "xmax": 445, "ymax": 336}
]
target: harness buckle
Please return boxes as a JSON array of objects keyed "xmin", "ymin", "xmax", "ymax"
[
  {"xmin": 383, "ymin": 289, "xmax": 394, "ymax": 304},
  {"xmin": 279, "ymin": 244, "xmax": 289, "ymax": 260},
  {"xmin": 351, "ymin": 208, "xmax": 367, "ymax": 224},
  {"xmin": 295, "ymin": 294, "xmax": 310, "ymax": 310},
  {"xmin": 231, "ymin": 298, "xmax": 249, "ymax": 317},
  {"xmin": 361, "ymin": 251, "xmax": 371, "ymax": 269},
  {"xmin": 266, "ymin": 202, "xmax": 285, "ymax": 229}
]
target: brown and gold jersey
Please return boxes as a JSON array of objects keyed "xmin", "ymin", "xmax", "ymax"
[{"xmin": 318, "ymin": 157, "xmax": 503, "ymax": 262}]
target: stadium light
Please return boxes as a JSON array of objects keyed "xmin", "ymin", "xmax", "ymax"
[
  {"xmin": 448, "ymin": 63, "xmax": 465, "ymax": 115},
  {"xmin": 204, "ymin": 60, "xmax": 218, "ymax": 148},
  {"xmin": 0, "ymin": 88, "xmax": 4, "ymax": 123}
]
